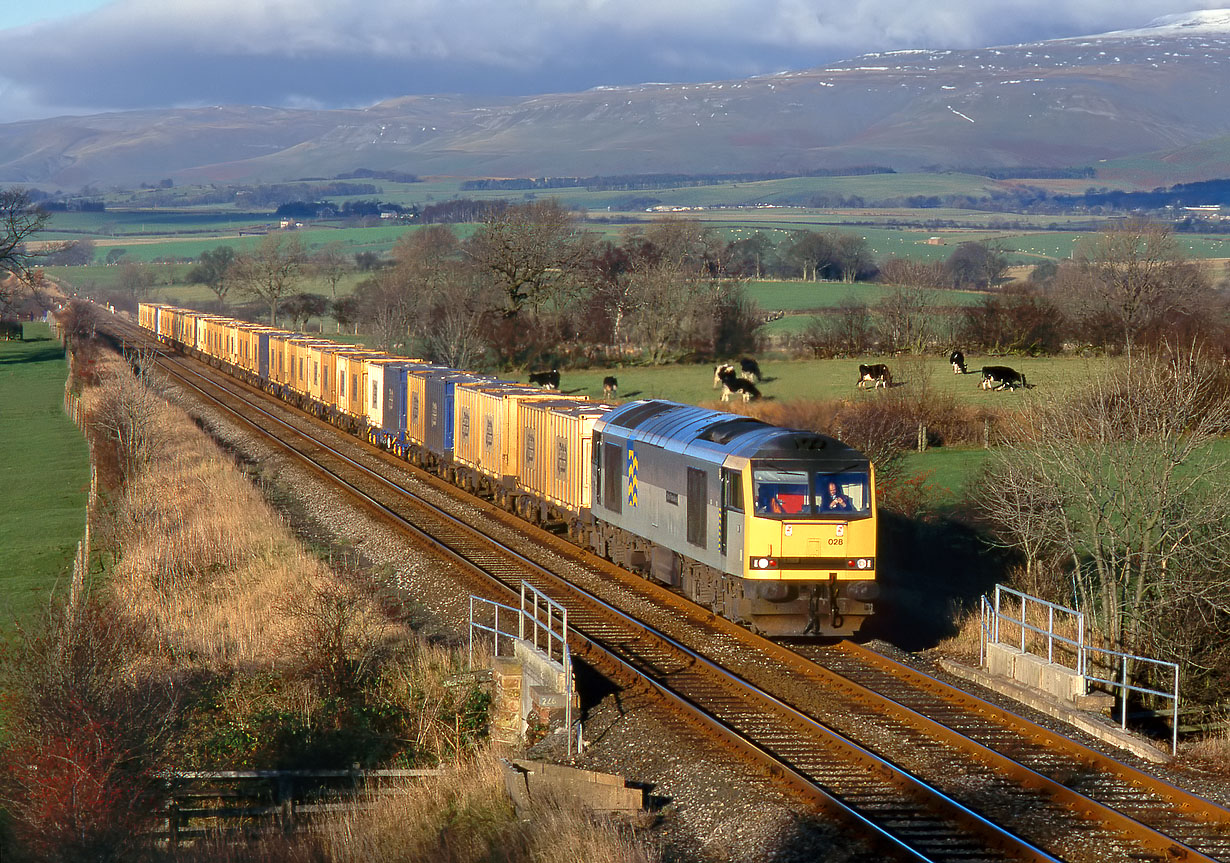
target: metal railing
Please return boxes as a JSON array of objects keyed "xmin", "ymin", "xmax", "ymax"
[
  {"xmin": 983, "ymin": 584, "xmax": 1084, "ymax": 674},
  {"xmin": 981, "ymin": 583, "xmax": 1180, "ymax": 755},
  {"xmin": 468, "ymin": 595, "xmax": 522, "ymax": 666},
  {"xmin": 1084, "ymin": 644, "xmax": 1180, "ymax": 757},
  {"xmin": 469, "ymin": 582, "xmax": 575, "ymax": 755}
]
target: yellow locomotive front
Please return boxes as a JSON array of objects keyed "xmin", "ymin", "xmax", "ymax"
[{"xmin": 739, "ymin": 462, "xmax": 878, "ymax": 635}]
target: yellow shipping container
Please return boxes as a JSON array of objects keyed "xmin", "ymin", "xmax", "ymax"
[
  {"xmin": 285, "ymin": 337, "xmax": 312, "ymax": 396},
  {"xmin": 336, "ymin": 349, "xmax": 383, "ymax": 419},
  {"xmin": 268, "ymin": 331, "xmax": 295, "ymax": 388},
  {"xmin": 517, "ymin": 398, "xmax": 610, "ymax": 515},
  {"xmin": 454, "ymin": 382, "xmax": 557, "ymax": 482},
  {"xmin": 307, "ymin": 342, "xmax": 339, "ymax": 405},
  {"xmin": 194, "ymin": 314, "xmax": 216, "ymax": 357}
]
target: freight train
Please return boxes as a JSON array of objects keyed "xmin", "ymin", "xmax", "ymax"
[{"xmin": 138, "ymin": 302, "xmax": 879, "ymax": 637}]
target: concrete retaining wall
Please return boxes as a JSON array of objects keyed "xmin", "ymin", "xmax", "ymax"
[{"xmin": 986, "ymin": 641, "xmax": 1086, "ymax": 704}]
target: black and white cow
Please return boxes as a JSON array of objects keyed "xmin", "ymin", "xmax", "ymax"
[
  {"xmin": 529, "ymin": 368, "xmax": 560, "ymax": 389},
  {"xmin": 717, "ymin": 366, "xmax": 761, "ymax": 402},
  {"xmin": 739, "ymin": 357, "xmax": 762, "ymax": 383},
  {"xmin": 949, "ymin": 349, "xmax": 968, "ymax": 374},
  {"xmin": 602, "ymin": 375, "xmax": 618, "ymax": 397},
  {"xmin": 980, "ymin": 365, "xmax": 1028, "ymax": 390},
  {"xmin": 857, "ymin": 363, "xmax": 892, "ymax": 389}
]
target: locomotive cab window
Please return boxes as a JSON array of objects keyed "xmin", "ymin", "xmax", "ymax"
[
  {"xmin": 817, "ymin": 472, "xmax": 871, "ymax": 515},
  {"xmin": 754, "ymin": 470, "xmax": 809, "ymax": 516},
  {"xmin": 753, "ymin": 469, "xmax": 872, "ymax": 518}
]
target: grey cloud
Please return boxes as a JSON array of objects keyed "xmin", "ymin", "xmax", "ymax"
[{"xmin": 0, "ymin": 0, "xmax": 1223, "ymax": 120}]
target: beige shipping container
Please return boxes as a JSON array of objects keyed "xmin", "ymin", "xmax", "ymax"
[
  {"xmin": 517, "ymin": 399, "xmax": 611, "ymax": 514},
  {"xmin": 454, "ymin": 383, "xmax": 556, "ymax": 482},
  {"xmin": 307, "ymin": 342, "xmax": 350, "ymax": 405},
  {"xmin": 285, "ymin": 337, "xmax": 317, "ymax": 397},
  {"xmin": 235, "ymin": 324, "xmax": 260, "ymax": 375},
  {"xmin": 138, "ymin": 302, "xmax": 165, "ymax": 333},
  {"xmin": 336, "ymin": 350, "xmax": 381, "ymax": 419},
  {"xmin": 194, "ymin": 314, "xmax": 212, "ymax": 357}
]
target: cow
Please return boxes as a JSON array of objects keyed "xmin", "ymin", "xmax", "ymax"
[
  {"xmin": 857, "ymin": 363, "xmax": 892, "ymax": 389},
  {"xmin": 716, "ymin": 366, "xmax": 761, "ymax": 402},
  {"xmin": 739, "ymin": 357, "xmax": 762, "ymax": 383},
  {"xmin": 980, "ymin": 365, "xmax": 1028, "ymax": 390},
  {"xmin": 714, "ymin": 363, "xmax": 737, "ymax": 388},
  {"xmin": 949, "ymin": 349, "xmax": 968, "ymax": 375},
  {"xmin": 529, "ymin": 369, "xmax": 560, "ymax": 390},
  {"xmin": 602, "ymin": 376, "xmax": 618, "ymax": 397}
]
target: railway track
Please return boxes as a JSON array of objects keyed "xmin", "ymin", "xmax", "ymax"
[{"xmin": 108, "ymin": 318, "xmax": 1230, "ymax": 861}]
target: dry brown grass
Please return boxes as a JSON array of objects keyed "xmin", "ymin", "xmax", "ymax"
[
  {"xmin": 933, "ymin": 605, "xmax": 986, "ymax": 664},
  {"xmin": 169, "ymin": 751, "xmax": 658, "ymax": 863},
  {"xmin": 87, "ymin": 355, "xmax": 405, "ymax": 672},
  {"xmin": 1183, "ymin": 725, "xmax": 1230, "ymax": 777}
]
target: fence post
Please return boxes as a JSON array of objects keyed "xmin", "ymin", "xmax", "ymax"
[
  {"xmin": 278, "ymin": 774, "xmax": 294, "ymax": 831},
  {"xmin": 168, "ymin": 796, "xmax": 181, "ymax": 849}
]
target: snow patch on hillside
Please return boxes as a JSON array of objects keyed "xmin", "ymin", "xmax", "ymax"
[{"xmin": 1094, "ymin": 9, "xmax": 1230, "ymax": 38}]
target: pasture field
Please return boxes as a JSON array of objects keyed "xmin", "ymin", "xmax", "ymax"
[
  {"xmin": 899, "ymin": 446, "xmax": 991, "ymax": 505},
  {"xmin": 42, "ymin": 199, "xmax": 1230, "ymax": 282},
  {"xmin": 510, "ymin": 353, "xmax": 1115, "ymax": 410},
  {"xmin": 745, "ymin": 280, "xmax": 985, "ymax": 311},
  {"xmin": 0, "ymin": 323, "xmax": 91, "ymax": 629}
]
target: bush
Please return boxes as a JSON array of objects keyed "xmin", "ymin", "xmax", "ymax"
[{"xmin": 0, "ymin": 598, "xmax": 173, "ymax": 862}]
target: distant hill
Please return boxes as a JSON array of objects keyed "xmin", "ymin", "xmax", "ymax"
[{"xmin": 5, "ymin": 11, "xmax": 1230, "ymax": 190}]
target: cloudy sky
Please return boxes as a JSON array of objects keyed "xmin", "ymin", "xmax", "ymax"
[{"xmin": 0, "ymin": 0, "xmax": 1226, "ymax": 122}]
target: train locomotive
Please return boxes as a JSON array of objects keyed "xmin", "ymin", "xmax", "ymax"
[{"xmin": 138, "ymin": 302, "xmax": 879, "ymax": 637}]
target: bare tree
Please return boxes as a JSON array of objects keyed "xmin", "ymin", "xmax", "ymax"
[
  {"xmin": 1, "ymin": 187, "xmax": 52, "ymax": 283},
  {"xmin": 117, "ymin": 261, "xmax": 156, "ymax": 310},
  {"xmin": 878, "ymin": 256, "xmax": 948, "ymax": 290},
  {"xmin": 874, "ymin": 285, "xmax": 936, "ymax": 353},
  {"xmin": 186, "ymin": 245, "xmax": 236, "ymax": 307},
  {"xmin": 833, "ymin": 232, "xmax": 875, "ymax": 283},
  {"xmin": 945, "ymin": 240, "xmax": 1010, "ymax": 289},
  {"xmin": 465, "ymin": 199, "xmax": 588, "ymax": 320},
  {"xmin": 93, "ymin": 351, "xmax": 167, "ymax": 484},
  {"xmin": 352, "ymin": 271, "xmax": 415, "ymax": 351},
  {"xmin": 1068, "ymin": 221, "xmax": 1208, "ymax": 357},
  {"xmin": 621, "ymin": 219, "xmax": 716, "ymax": 363},
  {"xmin": 312, "ymin": 241, "xmax": 352, "ymax": 298},
  {"xmin": 979, "ymin": 347, "xmax": 1230, "ymax": 675},
  {"xmin": 422, "ymin": 266, "xmax": 494, "ymax": 369},
  {"xmin": 227, "ymin": 233, "xmax": 308, "ymax": 327}
]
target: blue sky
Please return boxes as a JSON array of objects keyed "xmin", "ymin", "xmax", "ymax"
[
  {"xmin": 1, "ymin": 1, "xmax": 105, "ymax": 28},
  {"xmin": 1, "ymin": 1, "xmax": 1228, "ymax": 123}
]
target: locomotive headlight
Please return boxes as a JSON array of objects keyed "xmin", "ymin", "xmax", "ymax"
[
  {"xmin": 753, "ymin": 557, "xmax": 778, "ymax": 570},
  {"xmin": 857, "ymin": 558, "xmax": 869, "ymax": 570}
]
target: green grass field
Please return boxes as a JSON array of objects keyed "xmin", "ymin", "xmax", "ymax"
[
  {"xmin": 745, "ymin": 280, "xmax": 986, "ymax": 311},
  {"xmin": 512, "ymin": 352, "xmax": 1115, "ymax": 409},
  {"xmin": 0, "ymin": 323, "xmax": 91, "ymax": 629}
]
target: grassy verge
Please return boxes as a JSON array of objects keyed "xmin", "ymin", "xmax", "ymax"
[{"xmin": 0, "ymin": 322, "xmax": 90, "ymax": 629}]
